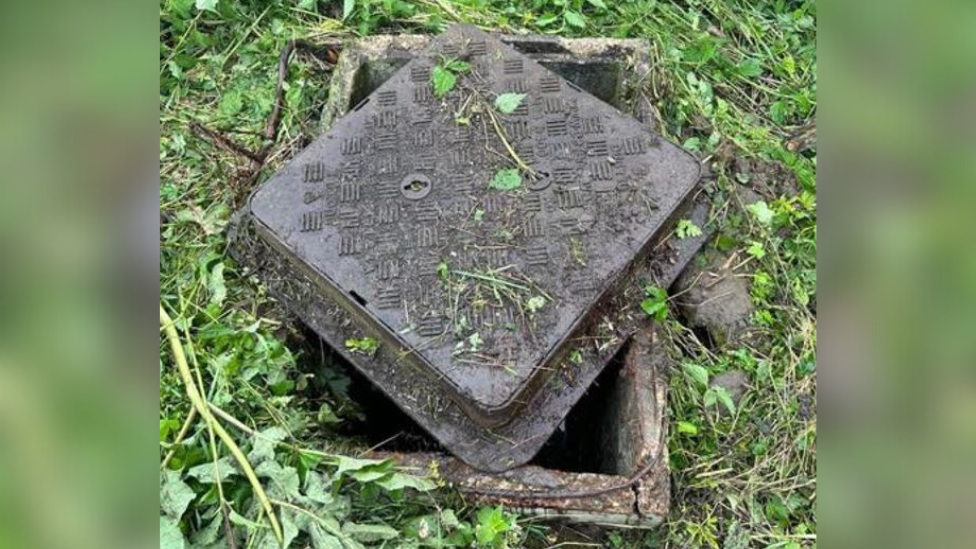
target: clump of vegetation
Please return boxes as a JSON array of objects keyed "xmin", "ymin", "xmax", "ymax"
[{"xmin": 345, "ymin": 336, "xmax": 380, "ymax": 356}]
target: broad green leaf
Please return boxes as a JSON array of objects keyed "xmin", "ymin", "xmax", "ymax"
[
  {"xmin": 309, "ymin": 522, "xmax": 344, "ymax": 549},
  {"xmin": 586, "ymin": 0, "xmax": 608, "ymax": 9},
  {"xmin": 376, "ymin": 472, "xmax": 436, "ymax": 492},
  {"xmin": 489, "ymin": 169, "xmax": 521, "ymax": 191},
  {"xmin": 254, "ymin": 460, "xmax": 300, "ymax": 496},
  {"xmin": 351, "ymin": 468, "xmax": 391, "ymax": 483},
  {"xmin": 208, "ymin": 262, "xmax": 227, "ymax": 306},
  {"xmin": 334, "ymin": 455, "xmax": 391, "ymax": 478},
  {"xmin": 342, "ymin": 0, "xmax": 355, "ymax": 20},
  {"xmin": 640, "ymin": 295, "xmax": 667, "ymax": 322},
  {"xmin": 493, "ymin": 92, "xmax": 525, "ymax": 114},
  {"xmin": 431, "ymin": 66, "xmax": 456, "ymax": 97},
  {"xmin": 195, "ymin": 0, "xmax": 219, "ymax": 13},
  {"xmin": 280, "ymin": 507, "xmax": 301, "ymax": 549},
  {"xmin": 683, "ymin": 363, "xmax": 710, "ymax": 387},
  {"xmin": 160, "ymin": 470, "xmax": 196, "ymax": 518},
  {"xmin": 186, "ymin": 456, "xmax": 238, "ymax": 483},
  {"xmin": 159, "ymin": 418, "xmax": 180, "ymax": 442},
  {"xmin": 299, "ymin": 0, "xmax": 318, "ymax": 10},
  {"xmin": 247, "ymin": 426, "xmax": 287, "ymax": 464},
  {"xmin": 737, "ymin": 58, "xmax": 763, "ymax": 78},
  {"xmin": 342, "ymin": 522, "xmax": 400, "ymax": 542},
  {"xmin": 304, "ymin": 471, "xmax": 335, "ymax": 505},
  {"xmin": 564, "ymin": 11, "xmax": 586, "ymax": 28},
  {"xmin": 160, "ymin": 516, "xmax": 186, "ymax": 549}
]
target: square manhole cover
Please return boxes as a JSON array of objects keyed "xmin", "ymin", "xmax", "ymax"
[{"xmin": 246, "ymin": 25, "xmax": 700, "ymax": 471}]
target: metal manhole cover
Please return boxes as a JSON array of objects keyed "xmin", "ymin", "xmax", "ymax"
[{"xmin": 246, "ymin": 25, "xmax": 700, "ymax": 471}]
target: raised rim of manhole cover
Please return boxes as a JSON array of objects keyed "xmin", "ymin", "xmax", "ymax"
[{"xmin": 247, "ymin": 24, "xmax": 700, "ymax": 470}]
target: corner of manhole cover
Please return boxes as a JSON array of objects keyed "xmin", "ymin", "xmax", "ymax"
[{"xmin": 245, "ymin": 24, "xmax": 700, "ymax": 472}]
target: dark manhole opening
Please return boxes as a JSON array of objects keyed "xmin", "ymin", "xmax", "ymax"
[{"xmin": 296, "ymin": 326, "xmax": 629, "ymax": 475}]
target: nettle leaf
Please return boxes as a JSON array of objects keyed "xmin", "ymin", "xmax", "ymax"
[
  {"xmin": 247, "ymin": 426, "xmax": 288, "ymax": 465},
  {"xmin": 186, "ymin": 456, "xmax": 238, "ymax": 483},
  {"xmin": 195, "ymin": 0, "xmax": 219, "ymax": 13},
  {"xmin": 493, "ymin": 92, "xmax": 525, "ymax": 114},
  {"xmin": 254, "ymin": 460, "xmax": 301, "ymax": 497},
  {"xmin": 737, "ymin": 58, "xmax": 763, "ymax": 78},
  {"xmin": 160, "ymin": 470, "xmax": 196, "ymax": 519},
  {"xmin": 375, "ymin": 472, "xmax": 437, "ymax": 492},
  {"xmin": 342, "ymin": 522, "xmax": 400, "ymax": 542},
  {"xmin": 683, "ymin": 363, "xmax": 710, "ymax": 388},
  {"xmin": 445, "ymin": 59, "xmax": 471, "ymax": 73},
  {"xmin": 334, "ymin": 455, "xmax": 389, "ymax": 476},
  {"xmin": 160, "ymin": 516, "xmax": 186, "ymax": 549},
  {"xmin": 489, "ymin": 169, "xmax": 522, "ymax": 191},
  {"xmin": 431, "ymin": 66, "xmax": 457, "ymax": 97},
  {"xmin": 304, "ymin": 471, "xmax": 336, "ymax": 505},
  {"xmin": 705, "ymin": 386, "xmax": 737, "ymax": 415},
  {"xmin": 564, "ymin": 11, "xmax": 586, "ymax": 28},
  {"xmin": 208, "ymin": 262, "xmax": 227, "ymax": 306}
]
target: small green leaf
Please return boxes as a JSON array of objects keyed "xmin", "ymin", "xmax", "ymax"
[
  {"xmin": 564, "ymin": 11, "xmax": 586, "ymax": 28},
  {"xmin": 526, "ymin": 296, "xmax": 546, "ymax": 313},
  {"xmin": 683, "ymin": 363, "xmax": 710, "ymax": 388},
  {"xmin": 746, "ymin": 241, "xmax": 766, "ymax": 259},
  {"xmin": 586, "ymin": 0, "xmax": 608, "ymax": 9},
  {"xmin": 436, "ymin": 261, "xmax": 450, "ymax": 280},
  {"xmin": 747, "ymin": 200, "xmax": 775, "ymax": 225},
  {"xmin": 675, "ymin": 219, "xmax": 703, "ymax": 239},
  {"xmin": 343, "ymin": 0, "xmax": 355, "ymax": 20},
  {"xmin": 345, "ymin": 336, "xmax": 380, "ymax": 356},
  {"xmin": 489, "ymin": 169, "xmax": 522, "ymax": 191},
  {"xmin": 677, "ymin": 421, "xmax": 699, "ymax": 435},
  {"xmin": 493, "ymin": 92, "xmax": 526, "ymax": 114},
  {"xmin": 431, "ymin": 66, "xmax": 456, "ymax": 97}
]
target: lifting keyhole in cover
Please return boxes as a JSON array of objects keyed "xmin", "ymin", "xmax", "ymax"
[{"xmin": 400, "ymin": 173, "xmax": 432, "ymax": 200}]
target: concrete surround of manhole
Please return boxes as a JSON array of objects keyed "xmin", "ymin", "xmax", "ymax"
[{"xmin": 232, "ymin": 29, "xmax": 714, "ymax": 527}]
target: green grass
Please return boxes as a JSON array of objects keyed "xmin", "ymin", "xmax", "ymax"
[{"xmin": 160, "ymin": 1, "xmax": 816, "ymax": 547}]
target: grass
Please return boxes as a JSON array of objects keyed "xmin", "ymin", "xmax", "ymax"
[{"xmin": 160, "ymin": 1, "xmax": 816, "ymax": 548}]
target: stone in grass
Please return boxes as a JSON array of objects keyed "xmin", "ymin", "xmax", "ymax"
[
  {"xmin": 674, "ymin": 250, "xmax": 754, "ymax": 348},
  {"xmin": 709, "ymin": 370, "xmax": 750, "ymax": 417}
]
